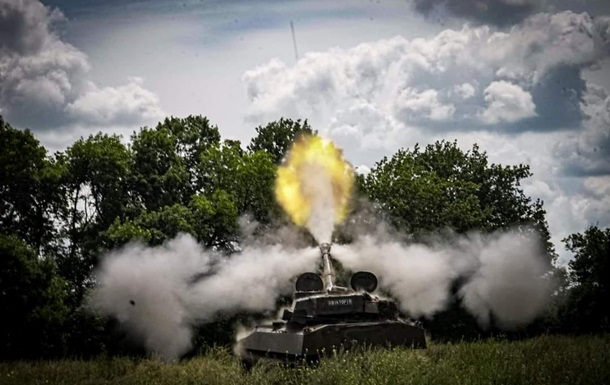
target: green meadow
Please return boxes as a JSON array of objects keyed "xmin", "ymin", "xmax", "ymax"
[{"xmin": 2, "ymin": 335, "xmax": 608, "ymax": 385}]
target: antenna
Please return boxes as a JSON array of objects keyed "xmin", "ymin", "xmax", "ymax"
[{"xmin": 290, "ymin": 20, "xmax": 299, "ymax": 61}]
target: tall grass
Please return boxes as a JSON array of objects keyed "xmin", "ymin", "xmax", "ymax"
[{"xmin": 1, "ymin": 335, "xmax": 608, "ymax": 385}]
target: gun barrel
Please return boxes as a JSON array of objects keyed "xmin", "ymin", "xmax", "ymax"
[{"xmin": 319, "ymin": 243, "xmax": 335, "ymax": 291}]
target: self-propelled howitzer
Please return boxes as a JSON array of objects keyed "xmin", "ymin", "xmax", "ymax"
[{"xmin": 236, "ymin": 243, "xmax": 426, "ymax": 365}]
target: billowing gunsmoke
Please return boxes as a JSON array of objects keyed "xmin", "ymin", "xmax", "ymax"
[
  {"xmin": 91, "ymin": 227, "xmax": 554, "ymax": 361},
  {"xmin": 332, "ymin": 230, "xmax": 554, "ymax": 328},
  {"xmin": 89, "ymin": 234, "xmax": 318, "ymax": 360}
]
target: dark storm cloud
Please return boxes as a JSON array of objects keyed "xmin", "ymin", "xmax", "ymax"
[
  {"xmin": 528, "ymin": 66, "xmax": 585, "ymax": 130},
  {"xmin": 0, "ymin": 0, "xmax": 63, "ymax": 55},
  {"xmin": 412, "ymin": 0, "xmax": 610, "ymax": 27},
  {"xmin": 412, "ymin": 0, "xmax": 540, "ymax": 26}
]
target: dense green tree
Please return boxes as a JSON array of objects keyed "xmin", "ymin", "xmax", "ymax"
[
  {"xmin": 0, "ymin": 118, "xmax": 64, "ymax": 255},
  {"xmin": 235, "ymin": 150, "xmax": 278, "ymax": 224},
  {"xmin": 560, "ymin": 226, "xmax": 610, "ymax": 333},
  {"xmin": 0, "ymin": 233, "xmax": 69, "ymax": 359},
  {"xmin": 54, "ymin": 134, "xmax": 132, "ymax": 303},
  {"xmin": 247, "ymin": 118, "xmax": 314, "ymax": 164},
  {"xmin": 361, "ymin": 141, "xmax": 552, "ymax": 252},
  {"xmin": 199, "ymin": 140, "xmax": 245, "ymax": 196},
  {"xmin": 360, "ymin": 141, "xmax": 555, "ymax": 340},
  {"xmin": 154, "ymin": 116, "xmax": 221, "ymax": 194},
  {"xmin": 63, "ymin": 133, "xmax": 131, "ymax": 229},
  {"xmin": 190, "ymin": 190, "xmax": 239, "ymax": 248},
  {"xmin": 199, "ymin": 140, "xmax": 277, "ymax": 224},
  {"xmin": 106, "ymin": 204, "xmax": 195, "ymax": 247},
  {"xmin": 130, "ymin": 126, "xmax": 190, "ymax": 211},
  {"xmin": 105, "ymin": 192, "xmax": 239, "ymax": 250},
  {"xmin": 2, "ymin": 114, "xmax": 603, "ymax": 358}
]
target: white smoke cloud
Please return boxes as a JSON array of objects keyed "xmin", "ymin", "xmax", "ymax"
[
  {"xmin": 333, "ymin": 230, "xmax": 554, "ymax": 328},
  {"xmin": 91, "ymin": 226, "xmax": 555, "ymax": 361},
  {"xmin": 301, "ymin": 163, "xmax": 336, "ymax": 244},
  {"xmin": 457, "ymin": 232, "xmax": 553, "ymax": 328},
  {"xmin": 187, "ymin": 243, "xmax": 319, "ymax": 319},
  {"xmin": 90, "ymin": 235, "xmax": 207, "ymax": 360},
  {"xmin": 90, "ymin": 233, "xmax": 318, "ymax": 360},
  {"xmin": 334, "ymin": 239, "xmax": 457, "ymax": 316}
]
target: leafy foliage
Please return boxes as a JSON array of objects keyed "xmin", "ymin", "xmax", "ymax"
[
  {"xmin": 361, "ymin": 141, "xmax": 553, "ymax": 254},
  {"xmin": 359, "ymin": 141, "xmax": 558, "ymax": 339},
  {"xmin": 0, "ymin": 114, "xmax": 605, "ymax": 360},
  {"xmin": 559, "ymin": 226, "xmax": 610, "ymax": 333},
  {"xmin": 1, "ymin": 336, "xmax": 609, "ymax": 384},
  {"xmin": 247, "ymin": 118, "xmax": 314, "ymax": 164},
  {"xmin": 0, "ymin": 118, "xmax": 63, "ymax": 254},
  {"xmin": 131, "ymin": 126, "xmax": 190, "ymax": 211},
  {"xmin": 0, "ymin": 233, "xmax": 68, "ymax": 359}
]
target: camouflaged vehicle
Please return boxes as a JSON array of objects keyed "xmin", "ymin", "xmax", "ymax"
[{"xmin": 236, "ymin": 243, "xmax": 426, "ymax": 365}]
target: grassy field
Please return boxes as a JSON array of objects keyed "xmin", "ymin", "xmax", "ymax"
[{"xmin": 1, "ymin": 335, "xmax": 608, "ymax": 385}]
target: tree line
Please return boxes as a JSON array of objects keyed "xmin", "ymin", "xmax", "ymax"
[{"xmin": 0, "ymin": 115, "xmax": 608, "ymax": 359}]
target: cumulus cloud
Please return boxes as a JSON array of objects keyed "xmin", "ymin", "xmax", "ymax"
[
  {"xmin": 0, "ymin": 0, "xmax": 65, "ymax": 56},
  {"xmin": 0, "ymin": 0, "xmax": 164, "ymax": 130},
  {"xmin": 478, "ymin": 81, "xmax": 536, "ymax": 124},
  {"xmin": 65, "ymin": 78, "xmax": 164, "ymax": 125},
  {"xmin": 581, "ymin": 176, "xmax": 610, "ymax": 229},
  {"xmin": 241, "ymin": 10, "xmax": 610, "ymax": 266},
  {"xmin": 243, "ymin": 11, "xmax": 609, "ymax": 146},
  {"xmin": 452, "ymin": 83, "xmax": 477, "ymax": 99},
  {"xmin": 395, "ymin": 88, "xmax": 456, "ymax": 122}
]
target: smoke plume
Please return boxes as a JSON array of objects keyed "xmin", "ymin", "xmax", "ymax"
[
  {"xmin": 91, "ymin": 226, "xmax": 554, "ymax": 360},
  {"xmin": 301, "ymin": 163, "xmax": 336, "ymax": 244},
  {"xmin": 332, "ymin": 229, "xmax": 554, "ymax": 328},
  {"xmin": 274, "ymin": 134, "xmax": 354, "ymax": 245},
  {"xmin": 89, "ymin": 233, "xmax": 318, "ymax": 360}
]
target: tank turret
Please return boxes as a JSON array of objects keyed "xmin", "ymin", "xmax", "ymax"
[{"xmin": 236, "ymin": 243, "xmax": 426, "ymax": 365}]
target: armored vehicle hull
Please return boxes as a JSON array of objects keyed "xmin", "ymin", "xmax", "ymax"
[
  {"xmin": 238, "ymin": 320, "xmax": 426, "ymax": 361},
  {"xmin": 236, "ymin": 243, "xmax": 426, "ymax": 365}
]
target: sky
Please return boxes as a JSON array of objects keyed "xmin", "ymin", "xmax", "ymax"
[{"xmin": 1, "ymin": 0, "xmax": 609, "ymax": 263}]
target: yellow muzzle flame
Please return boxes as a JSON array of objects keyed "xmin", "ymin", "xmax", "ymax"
[{"xmin": 275, "ymin": 135, "xmax": 354, "ymax": 230}]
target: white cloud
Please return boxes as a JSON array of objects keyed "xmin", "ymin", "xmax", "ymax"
[
  {"xmin": 478, "ymin": 81, "xmax": 537, "ymax": 124},
  {"xmin": 395, "ymin": 88, "xmax": 456, "ymax": 121},
  {"xmin": 239, "ymin": 10, "xmax": 610, "ymax": 251},
  {"xmin": 452, "ymin": 83, "xmax": 476, "ymax": 99},
  {"xmin": 243, "ymin": 11, "xmax": 608, "ymax": 141},
  {"xmin": 355, "ymin": 164, "xmax": 371, "ymax": 175},
  {"xmin": 0, "ymin": 0, "xmax": 164, "ymax": 130},
  {"xmin": 329, "ymin": 101, "xmax": 404, "ymax": 150},
  {"xmin": 66, "ymin": 77, "xmax": 164, "ymax": 125},
  {"xmin": 584, "ymin": 175, "xmax": 610, "ymax": 199},
  {"xmin": 538, "ymin": 174, "xmax": 610, "ymax": 264}
]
